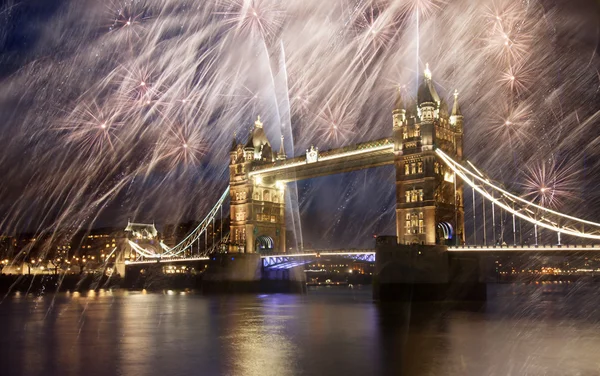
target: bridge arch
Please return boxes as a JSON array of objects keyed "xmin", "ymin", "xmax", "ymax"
[
  {"xmin": 255, "ymin": 235, "xmax": 275, "ymax": 253},
  {"xmin": 437, "ymin": 222, "xmax": 454, "ymax": 245}
]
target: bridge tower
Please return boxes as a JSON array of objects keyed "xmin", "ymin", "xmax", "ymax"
[
  {"xmin": 229, "ymin": 116, "xmax": 286, "ymax": 253},
  {"xmin": 394, "ymin": 65, "xmax": 465, "ymax": 245}
]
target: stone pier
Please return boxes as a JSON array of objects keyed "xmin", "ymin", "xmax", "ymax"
[
  {"xmin": 202, "ymin": 253, "xmax": 306, "ymax": 294},
  {"xmin": 373, "ymin": 236, "xmax": 486, "ymax": 301}
]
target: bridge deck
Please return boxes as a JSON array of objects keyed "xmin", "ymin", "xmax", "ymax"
[
  {"xmin": 124, "ymin": 245, "xmax": 600, "ymax": 266},
  {"xmin": 248, "ymin": 138, "xmax": 394, "ymax": 182}
]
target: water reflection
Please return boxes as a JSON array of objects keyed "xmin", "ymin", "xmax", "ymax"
[{"xmin": 0, "ymin": 285, "xmax": 600, "ymax": 375}]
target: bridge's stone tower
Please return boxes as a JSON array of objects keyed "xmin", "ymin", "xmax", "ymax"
[
  {"xmin": 229, "ymin": 116, "xmax": 286, "ymax": 253},
  {"xmin": 394, "ymin": 65, "xmax": 465, "ymax": 246}
]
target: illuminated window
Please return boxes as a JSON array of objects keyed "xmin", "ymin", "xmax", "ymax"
[
  {"xmin": 405, "ymin": 213, "xmax": 410, "ymax": 221},
  {"xmin": 419, "ymin": 190, "xmax": 424, "ymax": 201},
  {"xmin": 405, "ymin": 221, "xmax": 411, "ymax": 234},
  {"xmin": 411, "ymin": 214, "xmax": 418, "ymax": 234},
  {"xmin": 405, "ymin": 192, "xmax": 411, "ymax": 203},
  {"xmin": 434, "ymin": 162, "xmax": 439, "ymax": 174},
  {"xmin": 417, "ymin": 162, "xmax": 423, "ymax": 173},
  {"xmin": 411, "ymin": 163, "xmax": 416, "ymax": 174},
  {"xmin": 418, "ymin": 220, "xmax": 424, "ymax": 233},
  {"xmin": 404, "ymin": 163, "xmax": 410, "ymax": 175}
]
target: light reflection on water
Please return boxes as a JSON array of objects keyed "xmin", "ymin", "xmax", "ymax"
[{"xmin": 0, "ymin": 284, "xmax": 600, "ymax": 375}]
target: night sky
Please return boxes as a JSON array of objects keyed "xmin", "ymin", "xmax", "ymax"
[{"xmin": 0, "ymin": 0, "xmax": 599, "ymax": 249}]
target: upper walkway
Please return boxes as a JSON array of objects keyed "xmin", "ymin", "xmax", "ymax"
[{"xmin": 249, "ymin": 138, "xmax": 394, "ymax": 182}]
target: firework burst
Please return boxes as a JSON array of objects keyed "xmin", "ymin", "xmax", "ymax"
[
  {"xmin": 316, "ymin": 103, "xmax": 357, "ymax": 146},
  {"xmin": 60, "ymin": 102, "xmax": 122, "ymax": 155},
  {"xmin": 354, "ymin": 4, "xmax": 397, "ymax": 52},
  {"xmin": 107, "ymin": 0, "xmax": 152, "ymax": 44},
  {"xmin": 149, "ymin": 123, "xmax": 208, "ymax": 173},
  {"xmin": 216, "ymin": 0, "xmax": 285, "ymax": 42},
  {"xmin": 521, "ymin": 158, "xmax": 580, "ymax": 209},
  {"xmin": 0, "ymin": 0, "xmax": 596, "ymax": 250}
]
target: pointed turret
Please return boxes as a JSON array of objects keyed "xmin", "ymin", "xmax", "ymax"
[
  {"xmin": 246, "ymin": 115, "xmax": 271, "ymax": 160},
  {"xmin": 230, "ymin": 132, "xmax": 238, "ymax": 152},
  {"xmin": 418, "ymin": 63, "xmax": 440, "ymax": 106},
  {"xmin": 392, "ymin": 86, "xmax": 406, "ymax": 128},
  {"xmin": 244, "ymin": 128, "xmax": 254, "ymax": 149},
  {"xmin": 451, "ymin": 89, "xmax": 462, "ymax": 117},
  {"xmin": 450, "ymin": 90, "xmax": 464, "ymax": 131},
  {"xmin": 417, "ymin": 64, "xmax": 440, "ymax": 122},
  {"xmin": 277, "ymin": 135, "xmax": 287, "ymax": 161},
  {"xmin": 229, "ymin": 132, "xmax": 239, "ymax": 165},
  {"xmin": 244, "ymin": 128, "xmax": 255, "ymax": 161},
  {"xmin": 394, "ymin": 86, "xmax": 405, "ymax": 112},
  {"xmin": 254, "ymin": 115, "xmax": 263, "ymax": 128}
]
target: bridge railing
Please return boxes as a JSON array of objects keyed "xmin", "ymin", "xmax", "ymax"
[{"xmin": 437, "ymin": 149, "xmax": 600, "ymax": 243}]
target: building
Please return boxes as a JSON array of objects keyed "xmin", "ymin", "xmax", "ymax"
[
  {"xmin": 394, "ymin": 65, "xmax": 465, "ymax": 245},
  {"xmin": 229, "ymin": 116, "xmax": 287, "ymax": 253},
  {"xmin": 226, "ymin": 65, "xmax": 464, "ymax": 252},
  {"xmin": 123, "ymin": 221, "xmax": 160, "ymax": 259}
]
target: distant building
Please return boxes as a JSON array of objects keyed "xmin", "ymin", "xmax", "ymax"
[{"xmin": 123, "ymin": 221, "xmax": 161, "ymax": 260}]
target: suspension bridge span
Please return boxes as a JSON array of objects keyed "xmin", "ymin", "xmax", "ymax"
[{"xmin": 119, "ymin": 67, "xmax": 600, "ymax": 298}]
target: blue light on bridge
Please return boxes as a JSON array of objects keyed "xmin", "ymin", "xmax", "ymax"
[{"xmin": 261, "ymin": 252, "xmax": 376, "ymax": 270}]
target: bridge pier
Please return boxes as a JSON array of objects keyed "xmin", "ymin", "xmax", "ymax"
[
  {"xmin": 202, "ymin": 254, "xmax": 262, "ymax": 293},
  {"xmin": 261, "ymin": 266, "xmax": 307, "ymax": 293},
  {"xmin": 373, "ymin": 236, "xmax": 486, "ymax": 301},
  {"xmin": 201, "ymin": 253, "xmax": 307, "ymax": 294}
]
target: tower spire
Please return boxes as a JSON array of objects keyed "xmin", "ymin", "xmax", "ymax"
[
  {"xmin": 424, "ymin": 63, "xmax": 432, "ymax": 80},
  {"xmin": 230, "ymin": 131, "xmax": 237, "ymax": 151},
  {"xmin": 277, "ymin": 134, "xmax": 286, "ymax": 161},
  {"xmin": 451, "ymin": 89, "xmax": 462, "ymax": 117},
  {"xmin": 393, "ymin": 86, "xmax": 407, "ymax": 128},
  {"xmin": 254, "ymin": 115, "xmax": 263, "ymax": 129},
  {"xmin": 394, "ymin": 86, "xmax": 405, "ymax": 111},
  {"xmin": 418, "ymin": 63, "xmax": 440, "ymax": 106}
]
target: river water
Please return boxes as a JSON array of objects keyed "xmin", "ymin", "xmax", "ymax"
[{"xmin": 1, "ymin": 284, "xmax": 599, "ymax": 376}]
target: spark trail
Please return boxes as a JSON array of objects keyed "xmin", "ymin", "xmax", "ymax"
[{"xmin": 0, "ymin": 0, "xmax": 597, "ymax": 255}]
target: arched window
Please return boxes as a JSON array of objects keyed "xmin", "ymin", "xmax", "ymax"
[{"xmin": 263, "ymin": 190, "xmax": 271, "ymax": 202}]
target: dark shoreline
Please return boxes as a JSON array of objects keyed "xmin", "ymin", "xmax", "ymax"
[{"xmin": 2, "ymin": 273, "xmax": 600, "ymax": 296}]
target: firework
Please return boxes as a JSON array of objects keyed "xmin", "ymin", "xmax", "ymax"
[
  {"xmin": 0, "ymin": 0, "xmax": 596, "ymax": 251},
  {"xmin": 215, "ymin": 0, "xmax": 285, "ymax": 42},
  {"xmin": 522, "ymin": 158, "xmax": 580, "ymax": 209},
  {"xmin": 316, "ymin": 103, "xmax": 357, "ymax": 146},
  {"xmin": 60, "ymin": 102, "xmax": 122, "ymax": 155}
]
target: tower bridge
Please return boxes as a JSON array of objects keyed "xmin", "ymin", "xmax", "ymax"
[
  {"xmin": 122, "ymin": 66, "xmax": 600, "ymax": 298},
  {"xmin": 224, "ymin": 64, "xmax": 465, "ymax": 255}
]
